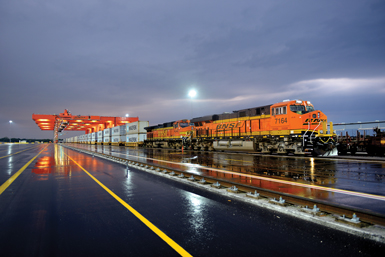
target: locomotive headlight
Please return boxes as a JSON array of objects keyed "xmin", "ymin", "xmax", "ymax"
[
  {"xmin": 296, "ymin": 100, "xmax": 302, "ymax": 104},
  {"xmin": 307, "ymin": 101, "xmax": 311, "ymax": 104}
]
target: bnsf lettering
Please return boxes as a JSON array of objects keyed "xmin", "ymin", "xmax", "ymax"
[
  {"xmin": 114, "ymin": 129, "xmax": 118, "ymax": 133},
  {"xmin": 129, "ymin": 125, "xmax": 137, "ymax": 131},
  {"xmin": 216, "ymin": 123, "xmax": 242, "ymax": 130},
  {"xmin": 304, "ymin": 119, "xmax": 326, "ymax": 123}
]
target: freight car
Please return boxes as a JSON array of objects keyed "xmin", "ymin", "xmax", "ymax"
[
  {"xmin": 337, "ymin": 134, "xmax": 358, "ymax": 155},
  {"xmin": 336, "ymin": 127, "xmax": 385, "ymax": 156},
  {"xmin": 144, "ymin": 99, "xmax": 337, "ymax": 156},
  {"xmin": 366, "ymin": 128, "xmax": 385, "ymax": 156}
]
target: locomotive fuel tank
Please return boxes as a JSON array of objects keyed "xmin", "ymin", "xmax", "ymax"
[{"xmin": 213, "ymin": 140, "xmax": 255, "ymax": 151}]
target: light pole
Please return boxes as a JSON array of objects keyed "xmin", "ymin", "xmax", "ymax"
[
  {"xmin": 9, "ymin": 120, "xmax": 12, "ymax": 143},
  {"xmin": 188, "ymin": 89, "xmax": 197, "ymax": 118}
]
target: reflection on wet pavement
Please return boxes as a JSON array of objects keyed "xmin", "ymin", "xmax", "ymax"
[
  {"xmin": 69, "ymin": 144, "xmax": 385, "ymax": 214},
  {"xmin": 90, "ymin": 145, "xmax": 385, "ymax": 192}
]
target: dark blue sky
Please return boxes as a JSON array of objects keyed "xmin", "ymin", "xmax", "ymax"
[{"xmin": 0, "ymin": 0, "xmax": 384, "ymax": 139}]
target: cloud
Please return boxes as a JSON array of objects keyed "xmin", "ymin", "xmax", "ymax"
[
  {"xmin": 287, "ymin": 77, "xmax": 385, "ymax": 95},
  {"xmin": 0, "ymin": 0, "xmax": 384, "ymax": 138}
]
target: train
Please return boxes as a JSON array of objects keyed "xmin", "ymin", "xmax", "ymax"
[
  {"xmin": 143, "ymin": 99, "xmax": 338, "ymax": 156},
  {"xmin": 337, "ymin": 127, "xmax": 385, "ymax": 156}
]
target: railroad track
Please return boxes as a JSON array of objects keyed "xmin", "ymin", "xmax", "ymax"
[
  {"xmin": 63, "ymin": 144, "xmax": 385, "ymax": 230},
  {"xmin": 138, "ymin": 146, "xmax": 385, "ymax": 162},
  {"xmin": 87, "ymin": 143, "xmax": 385, "ymax": 161}
]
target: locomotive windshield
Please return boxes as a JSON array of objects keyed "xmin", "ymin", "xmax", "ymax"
[
  {"xmin": 179, "ymin": 122, "xmax": 190, "ymax": 128},
  {"xmin": 306, "ymin": 106, "xmax": 315, "ymax": 112},
  {"xmin": 290, "ymin": 105, "xmax": 306, "ymax": 114},
  {"xmin": 290, "ymin": 105, "xmax": 315, "ymax": 114}
]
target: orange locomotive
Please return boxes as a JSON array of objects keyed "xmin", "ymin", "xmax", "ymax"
[
  {"xmin": 145, "ymin": 120, "xmax": 194, "ymax": 149},
  {"xmin": 144, "ymin": 99, "xmax": 337, "ymax": 156}
]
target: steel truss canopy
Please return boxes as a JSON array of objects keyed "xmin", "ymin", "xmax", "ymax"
[{"xmin": 32, "ymin": 109, "xmax": 139, "ymax": 143}]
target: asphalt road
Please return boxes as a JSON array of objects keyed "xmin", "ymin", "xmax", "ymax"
[{"xmin": 0, "ymin": 144, "xmax": 383, "ymax": 256}]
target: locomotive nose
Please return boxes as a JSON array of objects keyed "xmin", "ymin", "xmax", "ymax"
[{"xmin": 301, "ymin": 111, "xmax": 327, "ymax": 126}]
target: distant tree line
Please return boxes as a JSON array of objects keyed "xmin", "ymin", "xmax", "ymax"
[{"xmin": 0, "ymin": 137, "xmax": 52, "ymax": 143}]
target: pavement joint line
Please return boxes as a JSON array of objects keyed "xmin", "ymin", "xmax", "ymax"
[
  {"xmin": 63, "ymin": 150, "xmax": 193, "ymax": 257},
  {"xmin": 110, "ymin": 152, "xmax": 385, "ymax": 202},
  {"xmin": 0, "ymin": 145, "xmax": 42, "ymax": 160},
  {"xmin": 0, "ymin": 145, "xmax": 48, "ymax": 195}
]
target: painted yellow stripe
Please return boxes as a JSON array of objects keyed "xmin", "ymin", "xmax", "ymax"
[
  {"xmin": 0, "ymin": 145, "xmax": 48, "ymax": 195},
  {"xmin": 213, "ymin": 114, "xmax": 271, "ymax": 124},
  {"xmin": 65, "ymin": 152, "xmax": 192, "ymax": 257},
  {"xmin": 0, "ymin": 145, "xmax": 41, "ymax": 159}
]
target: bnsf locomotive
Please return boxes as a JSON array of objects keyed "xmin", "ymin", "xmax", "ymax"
[{"xmin": 144, "ymin": 99, "xmax": 337, "ymax": 156}]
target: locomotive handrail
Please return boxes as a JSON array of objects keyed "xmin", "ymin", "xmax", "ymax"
[
  {"xmin": 303, "ymin": 122, "xmax": 311, "ymax": 147},
  {"xmin": 310, "ymin": 122, "xmax": 322, "ymax": 143}
]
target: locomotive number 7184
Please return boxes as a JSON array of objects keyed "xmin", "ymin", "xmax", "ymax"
[{"xmin": 275, "ymin": 118, "xmax": 288, "ymax": 124}]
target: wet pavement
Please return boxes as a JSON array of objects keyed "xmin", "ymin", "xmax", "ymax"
[
  {"xmin": 73, "ymin": 144, "xmax": 385, "ymax": 215},
  {"xmin": 0, "ymin": 144, "xmax": 384, "ymax": 256}
]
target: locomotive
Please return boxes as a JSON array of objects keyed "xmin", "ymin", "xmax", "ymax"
[{"xmin": 144, "ymin": 99, "xmax": 338, "ymax": 156}]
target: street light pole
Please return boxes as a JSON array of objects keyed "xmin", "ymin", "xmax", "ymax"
[
  {"xmin": 9, "ymin": 120, "xmax": 12, "ymax": 143},
  {"xmin": 188, "ymin": 89, "xmax": 197, "ymax": 118}
]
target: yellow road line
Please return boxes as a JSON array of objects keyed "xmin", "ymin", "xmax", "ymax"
[
  {"xmin": 0, "ymin": 145, "xmax": 41, "ymax": 159},
  {"xmin": 64, "ymin": 152, "xmax": 192, "ymax": 257},
  {"xmin": 0, "ymin": 145, "xmax": 48, "ymax": 195}
]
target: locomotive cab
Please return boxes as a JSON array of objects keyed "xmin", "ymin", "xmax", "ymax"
[
  {"xmin": 271, "ymin": 99, "xmax": 326, "ymax": 132},
  {"xmin": 268, "ymin": 99, "xmax": 337, "ymax": 156},
  {"xmin": 173, "ymin": 120, "xmax": 194, "ymax": 130},
  {"xmin": 270, "ymin": 102, "xmax": 290, "ymax": 132},
  {"xmin": 173, "ymin": 120, "xmax": 194, "ymax": 137}
]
